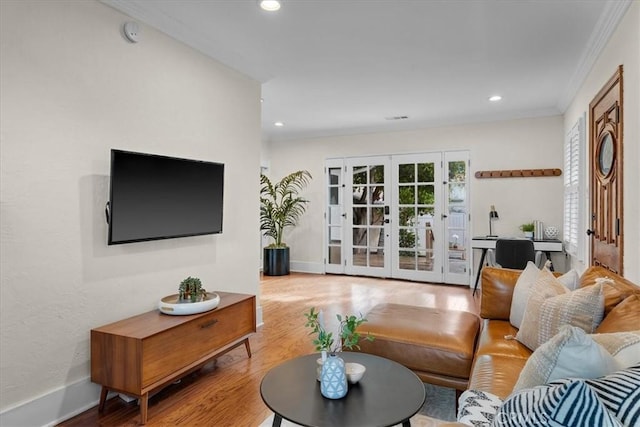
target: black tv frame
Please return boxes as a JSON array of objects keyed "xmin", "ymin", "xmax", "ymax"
[{"xmin": 105, "ymin": 149, "xmax": 224, "ymax": 245}]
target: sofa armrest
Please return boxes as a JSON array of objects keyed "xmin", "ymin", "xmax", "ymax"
[{"xmin": 480, "ymin": 267, "xmax": 522, "ymax": 320}]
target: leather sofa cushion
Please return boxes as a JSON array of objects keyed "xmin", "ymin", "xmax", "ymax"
[
  {"xmin": 468, "ymin": 354, "xmax": 528, "ymax": 400},
  {"xmin": 475, "ymin": 319, "xmax": 532, "ymax": 360},
  {"xmin": 596, "ymin": 294, "xmax": 640, "ymax": 333},
  {"xmin": 357, "ymin": 303, "xmax": 480, "ymax": 380},
  {"xmin": 480, "ymin": 267, "xmax": 520, "ymax": 320},
  {"xmin": 580, "ymin": 266, "xmax": 640, "ymax": 315}
]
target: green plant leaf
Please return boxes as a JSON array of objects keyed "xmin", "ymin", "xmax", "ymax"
[{"xmin": 260, "ymin": 170, "xmax": 312, "ymax": 247}]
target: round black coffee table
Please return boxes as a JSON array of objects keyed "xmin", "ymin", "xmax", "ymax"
[{"xmin": 260, "ymin": 352, "xmax": 426, "ymax": 427}]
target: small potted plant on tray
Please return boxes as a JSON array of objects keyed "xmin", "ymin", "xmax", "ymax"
[{"xmin": 178, "ymin": 276, "xmax": 207, "ymax": 303}]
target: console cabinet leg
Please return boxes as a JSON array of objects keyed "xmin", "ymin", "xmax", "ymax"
[
  {"xmin": 244, "ymin": 338, "xmax": 252, "ymax": 358},
  {"xmin": 139, "ymin": 393, "xmax": 149, "ymax": 425},
  {"xmin": 98, "ymin": 386, "xmax": 108, "ymax": 413}
]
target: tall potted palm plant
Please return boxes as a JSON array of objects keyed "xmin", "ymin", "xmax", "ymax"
[{"xmin": 260, "ymin": 170, "xmax": 312, "ymax": 275}]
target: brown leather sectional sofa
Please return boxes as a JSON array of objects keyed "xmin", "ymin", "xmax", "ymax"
[
  {"xmin": 425, "ymin": 265, "xmax": 639, "ymax": 426},
  {"xmin": 359, "ymin": 265, "xmax": 639, "ymax": 425},
  {"xmin": 469, "ymin": 265, "xmax": 639, "ymax": 400}
]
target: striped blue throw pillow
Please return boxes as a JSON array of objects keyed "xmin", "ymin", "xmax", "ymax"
[
  {"xmin": 495, "ymin": 380, "xmax": 621, "ymax": 427},
  {"xmin": 583, "ymin": 364, "xmax": 640, "ymax": 427},
  {"xmin": 495, "ymin": 365, "xmax": 640, "ymax": 427}
]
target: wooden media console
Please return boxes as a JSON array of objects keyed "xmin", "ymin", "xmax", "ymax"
[{"xmin": 91, "ymin": 292, "xmax": 256, "ymax": 424}]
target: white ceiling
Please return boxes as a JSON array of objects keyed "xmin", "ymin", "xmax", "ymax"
[{"xmin": 102, "ymin": 0, "xmax": 630, "ymax": 142}]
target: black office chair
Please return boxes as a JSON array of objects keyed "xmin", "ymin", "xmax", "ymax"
[{"xmin": 487, "ymin": 239, "xmax": 542, "ymax": 269}]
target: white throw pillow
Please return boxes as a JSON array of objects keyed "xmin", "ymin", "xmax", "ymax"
[
  {"xmin": 557, "ymin": 269, "xmax": 580, "ymax": 290},
  {"xmin": 509, "ymin": 261, "xmax": 541, "ymax": 329},
  {"xmin": 514, "ymin": 325, "xmax": 621, "ymax": 392}
]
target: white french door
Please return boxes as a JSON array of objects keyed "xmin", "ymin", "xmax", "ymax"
[
  {"xmin": 391, "ymin": 153, "xmax": 443, "ymax": 282},
  {"xmin": 325, "ymin": 159, "xmax": 345, "ymax": 274},
  {"xmin": 344, "ymin": 157, "xmax": 391, "ymax": 278},
  {"xmin": 324, "ymin": 151, "xmax": 469, "ymax": 285},
  {"xmin": 443, "ymin": 151, "xmax": 471, "ymax": 285}
]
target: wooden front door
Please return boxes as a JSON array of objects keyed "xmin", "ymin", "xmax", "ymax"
[{"xmin": 588, "ymin": 66, "xmax": 623, "ymax": 274}]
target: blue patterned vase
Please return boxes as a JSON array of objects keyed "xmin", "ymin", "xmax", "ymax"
[{"xmin": 320, "ymin": 353, "xmax": 348, "ymax": 399}]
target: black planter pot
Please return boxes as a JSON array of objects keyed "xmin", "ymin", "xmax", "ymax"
[{"xmin": 263, "ymin": 247, "xmax": 290, "ymax": 276}]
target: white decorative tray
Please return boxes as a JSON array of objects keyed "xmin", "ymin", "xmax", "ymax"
[{"xmin": 158, "ymin": 292, "xmax": 220, "ymax": 315}]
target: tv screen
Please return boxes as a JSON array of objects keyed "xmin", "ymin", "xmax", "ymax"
[{"xmin": 107, "ymin": 149, "xmax": 224, "ymax": 245}]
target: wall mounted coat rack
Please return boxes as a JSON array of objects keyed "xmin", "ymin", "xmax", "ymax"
[{"xmin": 474, "ymin": 168, "xmax": 562, "ymax": 179}]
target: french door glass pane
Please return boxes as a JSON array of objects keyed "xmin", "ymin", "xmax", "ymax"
[
  {"xmin": 329, "ymin": 187, "xmax": 339, "ymax": 205},
  {"xmin": 417, "ymin": 185, "xmax": 434, "ymax": 204},
  {"xmin": 370, "ymin": 165, "xmax": 385, "ymax": 183},
  {"xmin": 328, "ymin": 243, "xmax": 341, "ymax": 264},
  {"xmin": 449, "ymin": 183, "xmax": 465, "ymax": 202},
  {"xmin": 371, "ymin": 207, "xmax": 384, "ymax": 225},
  {"xmin": 418, "ymin": 163, "xmax": 434, "ymax": 182},
  {"xmin": 370, "ymin": 186, "xmax": 385, "ymax": 204},
  {"xmin": 399, "ymin": 186, "xmax": 415, "ymax": 204},
  {"xmin": 448, "ymin": 161, "xmax": 466, "ymax": 181},
  {"xmin": 353, "ymin": 207, "xmax": 367, "ymax": 224},
  {"xmin": 353, "ymin": 247, "xmax": 367, "ymax": 266},
  {"xmin": 329, "ymin": 168, "xmax": 340, "ymax": 185},
  {"xmin": 399, "ymin": 164, "xmax": 414, "ymax": 183},
  {"xmin": 354, "ymin": 167, "xmax": 367, "ymax": 184},
  {"xmin": 353, "ymin": 186, "xmax": 367, "ymax": 204},
  {"xmin": 353, "ymin": 227, "xmax": 367, "ymax": 247}
]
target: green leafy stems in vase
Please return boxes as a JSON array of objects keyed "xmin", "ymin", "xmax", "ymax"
[
  {"xmin": 304, "ymin": 307, "xmax": 373, "ymax": 355},
  {"xmin": 178, "ymin": 276, "xmax": 207, "ymax": 303}
]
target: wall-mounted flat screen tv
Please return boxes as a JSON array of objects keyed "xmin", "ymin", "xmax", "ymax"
[{"xmin": 107, "ymin": 149, "xmax": 224, "ymax": 245}]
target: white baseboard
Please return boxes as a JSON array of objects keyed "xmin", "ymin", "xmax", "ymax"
[
  {"xmin": 256, "ymin": 304, "xmax": 264, "ymax": 326},
  {"xmin": 290, "ymin": 261, "xmax": 324, "ymax": 274},
  {"xmin": 0, "ymin": 377, "xmax": 108, "ymax": 427}
]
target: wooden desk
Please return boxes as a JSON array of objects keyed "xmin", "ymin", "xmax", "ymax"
[
  {"xmin": 471, "ymin": 237, "xmax": 563, "ymax": 295},
  {"xmin": 91, "ymin": 292, "xmax": 256, "ymax": 424}
]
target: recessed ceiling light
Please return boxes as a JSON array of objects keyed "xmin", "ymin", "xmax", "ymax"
[
  {"xmin": 489, "ymin": 95, "xmax": 502, "ymax": 102},
  {"xmin": 274, "ymin": 121, "xmax": 284, "ymax": 127},
  {"xmin": 260, "ymin": 1, "xmax": 281, "ymax": 11}
]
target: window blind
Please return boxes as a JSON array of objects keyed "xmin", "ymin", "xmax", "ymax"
[{"xmin": 563, "ymin": 116, "xmax": 584, "ymax": 259}]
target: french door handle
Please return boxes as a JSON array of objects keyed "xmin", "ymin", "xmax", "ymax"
[
  {"xmin": 586, "ymin": 229, "xmax": 595, "ymax": 236},
  {"xmin": 442, "ymin": 214, "xmax": 448, "ymax": 219}
]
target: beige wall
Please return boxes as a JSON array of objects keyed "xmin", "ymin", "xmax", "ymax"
[
  {"xmin": 265, "ymin": 115, "xmax": 565, "ymax": 273},
  {"xmin": 0, "ymin": 0, "xmax": 261, "ymax": 422},
  {"xmin": 564, "ymin": 1, "xmax": 639, "ymax": 282}
]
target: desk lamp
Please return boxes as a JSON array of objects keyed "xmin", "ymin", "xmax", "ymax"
[{"xmin": 488, "ymin": 205, "xmax": 499, "ymax": 238}]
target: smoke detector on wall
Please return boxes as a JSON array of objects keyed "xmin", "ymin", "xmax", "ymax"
[{"xmin": 123, "ymin": 22, "xmax": 140, "ymax": 43}]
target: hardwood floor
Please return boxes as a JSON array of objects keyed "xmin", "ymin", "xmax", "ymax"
[{"xmin": 59, "ymin": 273, "xmax": 480, "ymax": 427}]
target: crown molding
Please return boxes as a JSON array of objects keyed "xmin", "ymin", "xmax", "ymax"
[{"xmin": 557, "ymin": 0, "xmax": 633, "ymax": 112}]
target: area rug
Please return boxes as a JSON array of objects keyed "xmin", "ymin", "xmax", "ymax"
[
  {"xmin": 258, "ymin": 383, "xmax": 456, "ymax": 426},
  {"xmin": 259, "ymin": 412, "xmax": 448, "ymax": 426}
]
